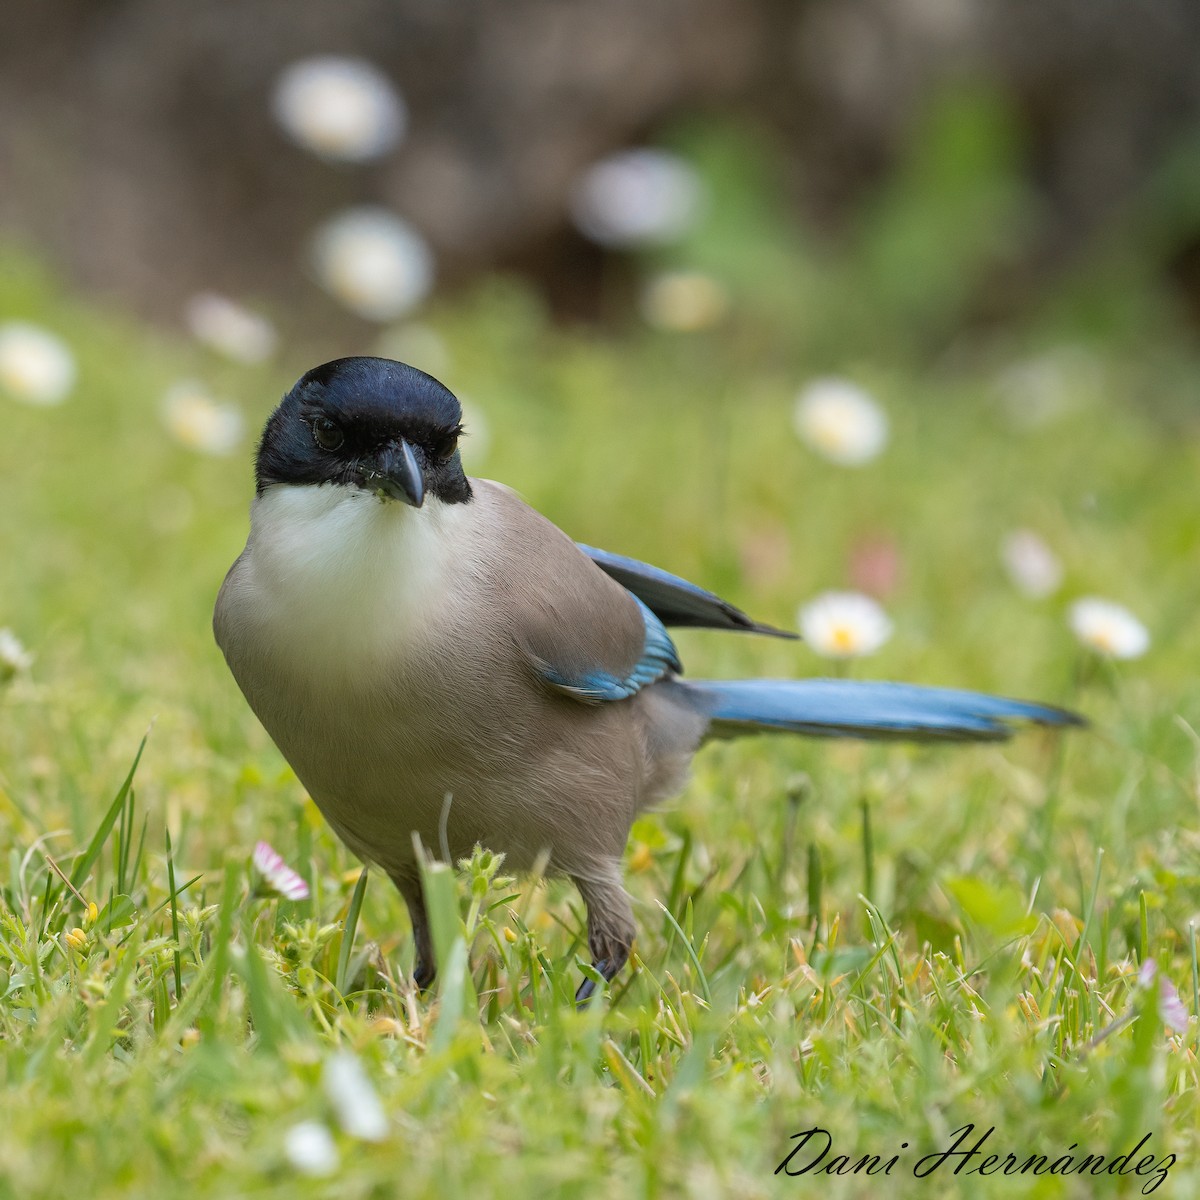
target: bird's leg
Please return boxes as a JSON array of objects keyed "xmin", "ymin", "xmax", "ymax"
[
  {"xmin": 571, "ymin": 866, "xmax": 636, "ymax": 1005},
  {"xmin": 390, "ymin": 871, "xmax": 436, "ymax": 991}
]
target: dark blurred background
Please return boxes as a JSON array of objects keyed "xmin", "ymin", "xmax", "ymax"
[{"xmin": 4, "ymin": 0, "xmax": 1200, "ymax": 336}]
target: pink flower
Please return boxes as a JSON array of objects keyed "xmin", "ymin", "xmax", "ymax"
[
  {"xmin": 1137, "ymin": 960, "xmax": 1189, "ymax": 1033},
  {"xmin": 252, "ymin": 841, "xmax": 310, "ymax": 901},
  {"xmin": 848, "ymin": 535, "xmax": 902, "ymax": 600}
]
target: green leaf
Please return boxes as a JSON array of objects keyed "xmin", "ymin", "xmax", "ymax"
[{"xmin": 944, "ymin": 876, "xmax": 1037, "ymax": 939}]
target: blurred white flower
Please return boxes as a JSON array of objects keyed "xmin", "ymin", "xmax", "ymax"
[
  {"xmin": 284, "ymin": 1120, "xmax": 339, "ymax": 1176},
  {"xmin": 639, "ymin": 270, "xmax": 729, "ymax": 332},
  {"xmin": 184, "ymin": 292, "xmax": 278, "ymax": 364},
  {"xmin": 1000, "ymin": 529, "xmax": 1063, "ymax": 599},
  {"xmin": 799, "ymin": 592, "xmax": 893, "ymax": 659},
  {"xmin": 252, "ymin": 840, "xmax": 310, "ymax": 901},
  {"xmin": 569, "ymin": 149, "xmax": 703, "ymax": 248},
  {"xmin": 1068, "ymin": 597, "xmax": 1149, "ymax": 660},
  {"xmin": 375, "ymin": 322, "xmax": 451, "ymax": 377},
  {"xmin": 310, "ymin": 208, "xmax": 435, "ymax": 321},
  {"xmin": 993, "ymin": 346, "xmax": 1102, "ymax": 431},
  {"xmin": 161, "ymin": 382, "xmax": 245, "ymax": 456},
  {"xmin": 323, "ymin": 1052, "xmax": 388, "ymax": 1141},
  {"xmin": 272, "ymin": 55, "xmax": 406, "ymax": 163},
  {"xmin": 0, "ymin": 629, "xmax": 33, "ymax": 681},
  {"xmin": 0, "ymin": 322, "xmax": 76, "ymax": 406},
  {"xmin": 793, "ymin": 378, "xmax": 888, "ymax": 466}
]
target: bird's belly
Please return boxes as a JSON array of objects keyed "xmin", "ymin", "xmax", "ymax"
[{"xmin": 227, "ymin": 643, "xmax": 645, "ymax": 878}]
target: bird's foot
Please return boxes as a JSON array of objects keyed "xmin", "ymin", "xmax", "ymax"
[
  {"xmin": 575, "ymin": 959, "xmax": 615, "ymax": 1007},
  {"xmin": 412, "ymin": 956, "xmax": 436, "ymax": 993}
]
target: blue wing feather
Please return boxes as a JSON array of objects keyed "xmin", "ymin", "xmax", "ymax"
[
  {"xmin": 579, "ymin": 544, "xmax": 796, "ymax": 638},
  {"xmin": 537, "ymin": 597, "xmax": 682, "ymax": 704},
  {"xmin": 684, "ymin": 679, "xmax": 1084, "ymax": 743}
]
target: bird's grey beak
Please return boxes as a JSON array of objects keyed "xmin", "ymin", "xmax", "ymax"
[{"xmin": 363, "ymin": 439, "xmax": 424, "ymax": 507}]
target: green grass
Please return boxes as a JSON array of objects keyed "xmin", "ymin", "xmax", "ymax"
[{"xmin": 2, "ymin": 117, "xmax": 1200, "ymax": 1194}]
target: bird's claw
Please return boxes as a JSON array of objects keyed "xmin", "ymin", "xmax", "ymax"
[{"xmin": 575, "ymin": 959, "xmax": 609, "ymax": 1007}]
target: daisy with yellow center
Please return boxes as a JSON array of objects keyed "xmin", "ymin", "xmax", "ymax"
[
  {"xmin": 798, "ymin": 591, "xmax": 893, "ymax": 659},
  {"xmin": 310, "ymin": 208, "xmax": 435, "ymax": 322},
  {"xmin": 1068, "ymin": 598, "xmax": 1149, "ymax": 660},
  {"xmin": 0, "ymin": 322, "xmax": 76, "ymax": 406},
  {"xmin": 793, "ymin": 378, "xmax": 888, "ymax": 466},
  {"xmin": 185, "ymin": 292, "xmax": 278, "ymax": 364},
  {"xmin": 272, "ymin": 55, "xmax": 406, "ymax": 163},
  {"xmin": 161, "ymin": 382, "xmax": 245, "ymax": 456}
]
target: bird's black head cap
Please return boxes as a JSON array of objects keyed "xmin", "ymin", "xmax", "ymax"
[{"xmin": 257, "ymin": 357, "xmax": 472, "ymax": 505}]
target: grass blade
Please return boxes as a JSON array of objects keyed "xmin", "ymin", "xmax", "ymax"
[
  {"xmin": 70, "ymin": 736, "xmax": 147, "ymax": 892},
  {"xmin": 336, "ymin": 866, "xmax": 369, "ymax": 999}
]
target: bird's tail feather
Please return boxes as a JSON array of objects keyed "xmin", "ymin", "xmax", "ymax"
[{"xmin": 682, "ymin": 678, "xmax": 1083, "ymax": 744}]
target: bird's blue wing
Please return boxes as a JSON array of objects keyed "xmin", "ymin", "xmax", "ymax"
[
  {"xmin": 577, "ymin": 544, "xmax": 796, "ymax": 638},
  {"xmin": 536, "ymin": 596, "xmax": 682, "ymax": 703}
]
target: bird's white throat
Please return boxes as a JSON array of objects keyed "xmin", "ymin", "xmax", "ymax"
[{"xmin": 242, "ymin": 483, "xmax": 473, "ymax": 676}]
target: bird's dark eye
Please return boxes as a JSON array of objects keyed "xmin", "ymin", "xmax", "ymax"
[
  {"xmin": 433, "ymin": 431, "xmax": 459, "ymax": 461},
  {"xmin": 312, "ymin": 417, "xmax": 344, "ymax": 451}
]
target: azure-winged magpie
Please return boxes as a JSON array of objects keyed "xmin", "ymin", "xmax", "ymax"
[{"xmin": 214, "ymin": 357, "xmax": 1081, "ymax": 1003}]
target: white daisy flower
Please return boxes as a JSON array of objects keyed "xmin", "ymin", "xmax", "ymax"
[
  {"xmin": 271, "ymin": 56, "xmax": 406, "ymax": 163},
  {"xmin": 0, "ymin": 629, "xmax": 33, "ymax": 681},
  {"xmin": 799, "ymin": 592, "xmax": 893, "ymax": 659},
  {"xmin": 184, "ymin": 293, "xmax": 278, "ymax": 364},
  {"xmin": 0, "ymin": 322, "xmax": 76, "ymax": 406},
  {"xmin": 284, "ymin": 1120, "xmax": 339, "ymax": 1176},
  {"xmin": 161, "ymin": 382, "xmax": 245, "ymax": 456},
  {"xmin": 639, "ymin": 270, "xmax": 729, "ymax": 332},
  {"xmin": 569, "ymin": 149, "xmax": 703, "ymax": 248},
  {"xmin": 1000, "ymin": 529, "xmax": 1063, "ymax": 599},
  {"xmin": 323, "ymin": 1052, "xmax": 388, "ymax": 1142},
  {"xmin": 793, "ymin": 378, "xmax": 888, "ymax": 466},
  {"xmin": 1068, "ymin": 598, "xmax": 1149, "ymax": 660},
  {"xmin": 310, "ymin": 208, "xmax": 435, "ymax": 321}
]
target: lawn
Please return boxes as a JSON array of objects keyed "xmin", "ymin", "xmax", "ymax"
[{"xmin": 1, "ymin": 113, "xmax": 1199, "ymax": 1198}]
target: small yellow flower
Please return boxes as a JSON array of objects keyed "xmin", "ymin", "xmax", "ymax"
[
  {"xmin": 503, "ymin": 926, "xmax": 518, "ymax": 944},
  {"xmin": 640, "ymin": 271, "xmax": 729, "ymax": 332},
  {"xmin": 84, "ymin": 901, "xmax": 99, "ymax": 927},
  {"xmin": 64, "ymin": 927, "xmax": 88, "ymax": 952},
  {"xmin": 628, "ymin": 843, "xmax": 654, "ymax": 873}
]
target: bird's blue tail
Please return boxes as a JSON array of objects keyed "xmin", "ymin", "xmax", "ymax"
[{"xmin": 682, "ymin": 678, "xmax": 1082, "ymax": 743}]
